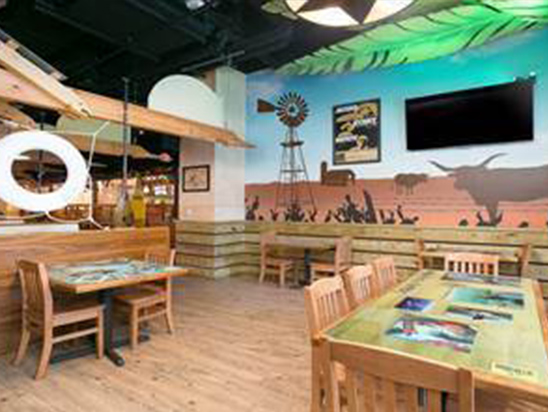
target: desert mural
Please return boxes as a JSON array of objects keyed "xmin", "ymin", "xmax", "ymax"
[
  {"xmin": 245, "ymin": 154, "xmax": 548, "ymax": 228},
  {"xmin": 245, "ymin": 30, "xmax": 548, "ymax": 229}
]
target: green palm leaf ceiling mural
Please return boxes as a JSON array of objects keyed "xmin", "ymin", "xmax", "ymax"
[{"xmin": 262, "ymin": 0, "xmax": 548, "ymax": 74}]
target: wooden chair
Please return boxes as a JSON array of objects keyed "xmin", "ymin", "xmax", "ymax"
[
  {"xmin": 342, "ymin": 265, "xmax": 376, "ymax": 309},
  {"xmin": 115, "ymin": 248, "xmax": 176, "ymax": 349},
  {"xmin": 372, "ymin": 256, "xmax": 398, "ymax": 296},
  {"xmin": 13, "ymin": 260, "xmax": 104, "ymax": 380},
  {"xmin": 259, "ymin": 231, "xmax": 295, "ymax": 287},
  {"xmin": 519, "ymin": 243, "xmax": 533, "ymax": 277},
  {"xmin": 445, "ymin": 252, "xmax": 499, "ymax": 276},
  {"xmin": 311, "ymin": 236, "xmax": 352, "ymax": 281},
  {"xmin": 416, "ymin": 238, "xmax": 426, "ymax": 270},
  {"xmin": 304, "ymin": 276, "xmax": 351, "ymax": 412},
  {"xmin": 322, "ymin": 339, "xmax": 474, "ymax": 412}
]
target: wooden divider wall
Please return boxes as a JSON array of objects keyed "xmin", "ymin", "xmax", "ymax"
[
  {"xmin": 176, "ymin": 221, "xmax": 548, "ymax": 286},
  {"xmin": 0, "ymin": 227, "xmax": 170, "ymax": 356}
]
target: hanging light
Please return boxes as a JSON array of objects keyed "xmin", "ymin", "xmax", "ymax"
[{"xmin": 284, "ymin": 0, "xmax": 416, "ymax": 28}]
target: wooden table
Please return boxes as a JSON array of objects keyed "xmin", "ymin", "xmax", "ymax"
[
  {"xmin": 324, "ymin": 270, "xmax": 548, "ymax": 390},
  {"xmin": 48, "ymin": 259, "xmax": 188, "ymax": 366},
  {"xmin": 266, "ymin": 236, "xmax": 335, "ymax": 285}
]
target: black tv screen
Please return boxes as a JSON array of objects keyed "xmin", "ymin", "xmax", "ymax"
[{"xmin": 406, "ymin": 80, "xmax": 534, "ymax": 151}]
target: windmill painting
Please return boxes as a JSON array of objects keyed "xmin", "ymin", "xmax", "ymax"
[{"xmin": 257, "ymin": 92, "xmax": 316, "ymax": 221}]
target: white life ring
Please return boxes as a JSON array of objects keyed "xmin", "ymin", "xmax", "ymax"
[{"xmin": 0, "ymin": 131, "xmax": 88, "ymax": 212}]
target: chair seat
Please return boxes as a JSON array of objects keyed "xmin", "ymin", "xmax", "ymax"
[
  {"xmin": 311, "ymin": 262, "xmax": 335, "ymax": 271},
  {"xmin": 265, "ymin": 257, "xmax": 294, "ymax": 268},
  {"xmin": 53, "ymin": 303, "xmax": 104, "ymax": 327},
  {"xmin": 115, "ymin": 288, "xmax": 167, "ymax": 307}
]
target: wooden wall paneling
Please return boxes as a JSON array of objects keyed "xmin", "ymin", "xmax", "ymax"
[
  {"xmin": 175, "ymin": 221, "xmax": 548, "ymax": 297},
  {"xmin": 175, "ymin": 221, "xmax": 250, "ymax": 278},
  {"xmin": 0, "ymin": 227, "xmax": 170, "ymax": 356}
]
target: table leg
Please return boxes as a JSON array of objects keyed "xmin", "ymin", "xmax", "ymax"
[
  {"xmin": 303, "ymin": 248, "xmax": 312, "ymax": 286},
  {"xmin": 99, "ymin": 289, "xmax": 125, "ymax": 367}
]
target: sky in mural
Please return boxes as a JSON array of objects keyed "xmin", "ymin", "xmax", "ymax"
[{"xmin": 245, "ymin": 28, "xmax": 548, "ymax": 184}]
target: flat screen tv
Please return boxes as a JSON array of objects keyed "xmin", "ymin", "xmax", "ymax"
[{"xmin": 406, "ymin": 80, "xmax": 534, "ymax": 151}]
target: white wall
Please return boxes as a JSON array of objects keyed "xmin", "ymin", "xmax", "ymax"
[{"xmin": 148, "ymin": 70, "xmax": 246, "ymax": 222}]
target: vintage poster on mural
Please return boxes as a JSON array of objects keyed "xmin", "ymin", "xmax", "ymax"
[{"xmin": 333, "ymin": 99, "xmax": 381, "ymax": 165}]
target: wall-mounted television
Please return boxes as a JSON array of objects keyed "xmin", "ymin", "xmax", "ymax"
[{"xmin": 406, "ymin": 79, "xmax": 535, "ymax": 151}]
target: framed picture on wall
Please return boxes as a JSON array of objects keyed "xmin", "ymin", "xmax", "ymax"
[
  {"xmin": 182, "ymin": 165, "xmax": 210, "ymax": 193},
  {"xmin": 333, "ymin": 99, "xmax": 381, "ymax": 165}
]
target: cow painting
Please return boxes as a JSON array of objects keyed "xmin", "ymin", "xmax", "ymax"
[
  {"xmin": 430, "ymin": 153, "xmax": 548, "ymax": 226},
  {"xmin": 394, "ymin": 173, "xmax": 428, "ymax": 195}
]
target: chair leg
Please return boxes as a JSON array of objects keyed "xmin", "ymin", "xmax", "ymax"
[
  {"xmin": 130, "ymin": 306, "xmax": 139, "ymax": 350},
  {"xmin": 311, "ymin": 346, "xmax": 322, "ymax": 412},
  {"xmin": 12, "ymin": 325, "xmax": 31, "ymax": 366},
  {"xmin": 165, "ymin": 308, "xmax": 175, "ymax": 335},
  {"xmin": 311, "ymin": 268, "xmax": 317, "ymax": 283},
  {"xmin": 259, "ymin": 263, "xmax": 266, "ymax": 283},
  {"xmin": 280, "ymin": 266, "xmax": 286, "ymax": 288},
  {"xmin": 96, "ymin": 311, "xmax": 104, "ymax": 360},
  {"xmin": 35, "ymin": 331, "xmax": 53, "ymax": 380}
]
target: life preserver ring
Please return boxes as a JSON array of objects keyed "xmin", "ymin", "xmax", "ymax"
[{"xmin": 0, "ymin": 131, "xmax": 88, "ymax": 212}]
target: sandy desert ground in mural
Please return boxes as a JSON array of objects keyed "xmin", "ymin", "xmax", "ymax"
[{"xmin": 245, "ymin": 176, "xmax": 548, "ymax": 229}]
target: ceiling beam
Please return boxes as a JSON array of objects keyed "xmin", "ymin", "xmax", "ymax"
[
  {"xmin": 34, "ymin": 0, "xmax": 160, "ymax": 63},
  {"xmin": 0, "ymin": 40, "xmax": 91, "ymax": 117},
  {"xmin": 0, "ymin": 100, "xmax": 36, "ymax": 128},
  {"xmin": 0, "ymin": 68, "xmax": 250, "ymax": 148},
  {"xmin": 123, "ymin": 0, "xmax": 211, "ymax": 44}
]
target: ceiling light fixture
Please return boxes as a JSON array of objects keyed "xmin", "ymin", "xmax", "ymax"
[{"xmin": 284, "ymin": 0, "xmax": 416, "ymax": 28}]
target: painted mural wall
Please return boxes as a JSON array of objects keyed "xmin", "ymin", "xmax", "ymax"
[{"xmin": 244, "ymin": 28, "xmax": 548, "ymax": 229}]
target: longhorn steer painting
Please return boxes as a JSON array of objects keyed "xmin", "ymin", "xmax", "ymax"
[{"xmin": 430, "ymin": 154, "xmax": 548, "ymax": 227}]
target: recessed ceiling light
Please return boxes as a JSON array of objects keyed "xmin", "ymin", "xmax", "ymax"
[
  {"xmin": 285, "ymin": 0, "xmax": 416, "ymax": 28},
  {"xmin": 185, "ymin": 0, "xmax": 207, "ymax": 11}
]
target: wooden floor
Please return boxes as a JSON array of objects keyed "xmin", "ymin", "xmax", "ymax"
[
  {"xmin": 0, "ymin": 276, "xmax": 310, "ymax": 412},
  {"xmin": 0, "ymin": 275, "xmax": 546, "ymax": 412}
]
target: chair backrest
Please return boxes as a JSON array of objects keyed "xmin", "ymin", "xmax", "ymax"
[
  {"xmin": 445, "ymin": 253, "xmax": 499, "ymax": 276},
  {"xmin": 372, "ymin": 256, "xmax": 398, "ymax": 295},
  {"xmin": 304, "ymin": 276, "xmax": 350, "ymax": 340},
  {"xmin": 416, "ymin": 238, "xmax": 426, "ymax": 270},
  {"xmin": 334, "ymin": 236, "xmax": 352, "ymax": 272},
  {"xmin": 342, "ymin": 265, "xmax": 376, "ymax": 309},
  {"xmin": 260, "ymin": 231, "xmax": 277, "ymax": 260},
  {"xmin": 323, "ymin": 340, "xmax": 474, "ymax": 412},
  {"xmin": 145, "ymin": 248, "xmax": 176, "ymax": 266},
  {"xmin": 17, "ymin": 260, "xmax": 54, "ymax": 328},
  {"xmin": 519, "ymin": 243, "xmax": 533, "ymax": 277}
]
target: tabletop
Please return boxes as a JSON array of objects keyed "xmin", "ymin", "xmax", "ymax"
[
  {"xmin": 48, "ymin": 258, "xmax": 188, "ymax": 294},
  {"xmin": 267, "ymin": 235, "xmax": 336, "ymax": 250},
  {"xmin": 325, "ymin": 270, "xmax": 548, "ymax": 387}
]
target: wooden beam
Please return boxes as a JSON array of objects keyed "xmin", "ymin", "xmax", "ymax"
[
  {"xmin": 0, "ymin": 68, "xmax": 251, "ymax": 148},
  {"xmin": 56, "ymin": 132, "xmax": 163, "ymax": 159},
  {"xmin": 0, "ymin": 40, "xmax": 91, "ymax": 117},
  {"xmin": 0, "ymin": 100, "xmax": 36, "ymax": 129}
]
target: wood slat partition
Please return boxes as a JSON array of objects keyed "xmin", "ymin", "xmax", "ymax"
[
  {"xmin": 175, "ymin": 221, "xmax": 248, "ymax": 278},
  {"xmin": 0, "ymin": 227, "xmax": 170, "ymax": 356},
  {"xmin": 176, "ymin": 221, "xmax": 548, "ymax": 291}
]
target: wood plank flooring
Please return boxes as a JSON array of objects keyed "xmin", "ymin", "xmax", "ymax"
[
  {"xmin": 0, "ymin": 275, "xmax": 546, "ymax": 412},
  {"xmin": 0, "ymin": 276, "xmax": 310, "ymax": 412}
]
